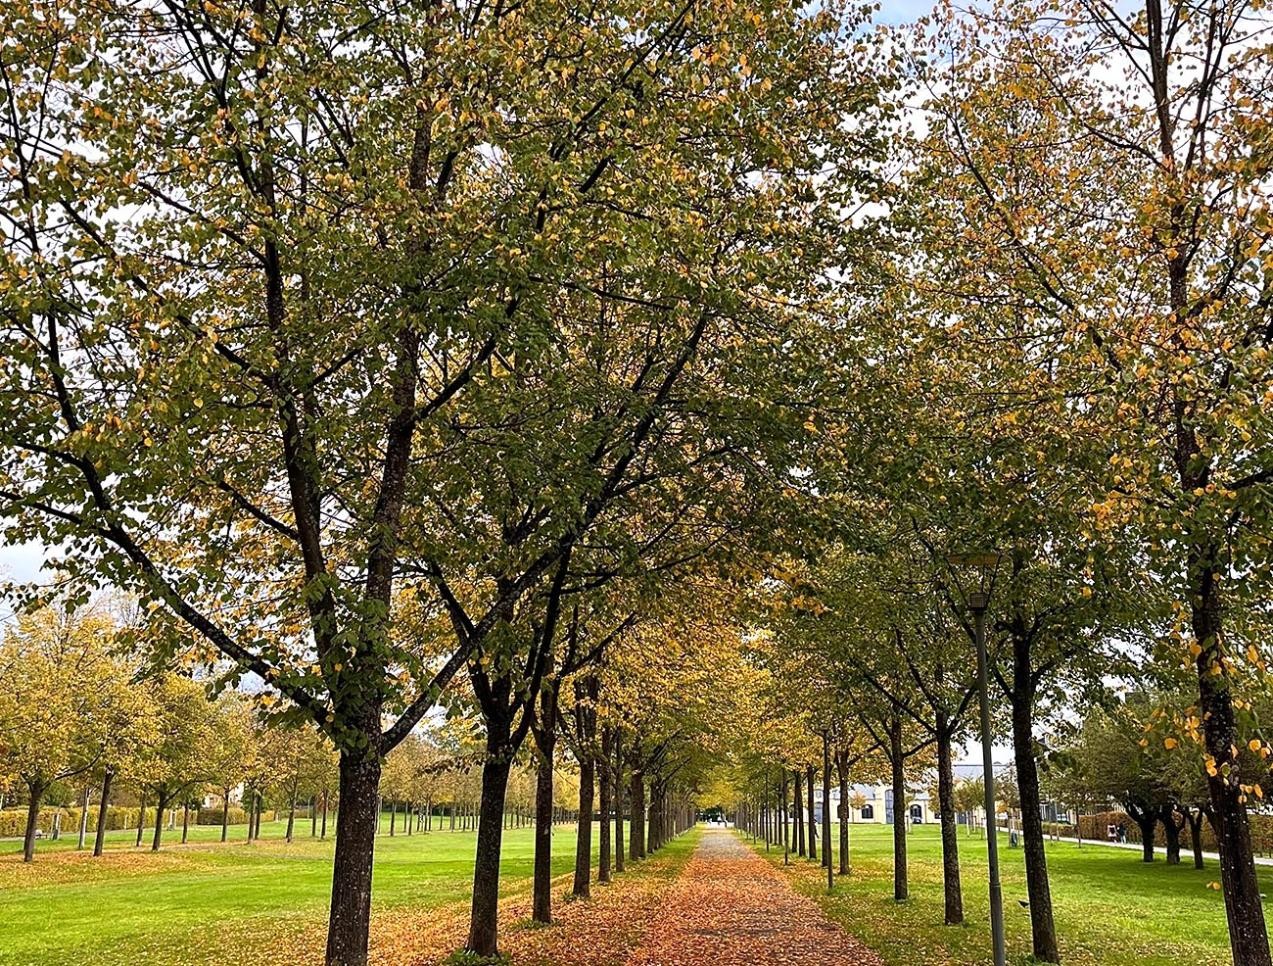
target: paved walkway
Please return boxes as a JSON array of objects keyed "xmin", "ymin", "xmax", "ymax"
[
  {"xmin": 626, "ymin": 829, "xmax": 882, "ymax": 966},
  {"xmin": 1043, "ymin": 831, "xmax": 1273, "ymax": 866}
]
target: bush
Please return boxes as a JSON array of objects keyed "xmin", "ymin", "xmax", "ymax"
[
  {"xmin": 1, "ymin": 804, "xmax": 281, "ymax": 839},
  {"xmin": 193, "ymin": 807, "xmax": 280, "ymax": 826},
  {"xmin": 0, "ymin": 805, "xmax": 160, "ymax": 838},
  {"xmin": 1073, "ymin": 808, "xmax": 1273, "ymax": 856}
]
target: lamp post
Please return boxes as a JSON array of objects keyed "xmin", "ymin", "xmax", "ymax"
[{"xmin": 949, "ymin": 552, "xmax": 1005, "ymax": 966}]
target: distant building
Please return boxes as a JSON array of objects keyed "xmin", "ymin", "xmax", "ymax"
[{"xmin": 809, "ymin": 783, "xmax": 938, "ymax": 826}]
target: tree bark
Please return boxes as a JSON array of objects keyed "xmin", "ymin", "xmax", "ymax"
[
  {"xmin": 1009, "ymin": 648, "xmax": 1059, "ymax": 964},
  {"xmin": 1161, "ymin": 804, "xmax": 1184, "ymax": 866},
  {"xmin": 836, "ymin": 754, "xmax": 849, "ymax": 875},
  {"xmin": 532, "ymin": 720, "xmax": 557, "ymax": 924},
  {"xmin": 78, "ymin": 784, "xmax": 91, "ymax": 850},
  {"xmin": 1127, "ymin": 804, "xmax": 1158, "ymax": 862},
  {"xmin": 630, "ymin": 769, "xmax": 646, "ymax": 861},
  {"xmin": 888, "ymin": 716, "xmax": 907, "ymax": 902},
  {"xmin": 93, "ymin": 770, "xmax": 113, "ymax": 857},
  {"xmin": 573, "ymin": 751, "xmax": 595, "ymax": 898},
  {"xmin": 1188, "ymin": 808, "xmax": 1207, "ymax": 869},
  {"xmin": 136, "ymin": 792, "xmax": 146, "ymax": 848},
  {"xmin": 22, "ymin": 781, "xmax": 44, "ymax": 863},
  {"xmin": 325, "ymin": 746, "xmax": 382, "ymax": 966},
  {"xmin": 936, "ymin": 725, "xmax": 964, "ymax": 925},
  {"xmin": 466, "ymin": 753, "xmax": 513, "ymax": 956},
  {"xmin": 614, "ymin": 733, "xmax": 626, "ymax": 874},
  {"xmin": 793, "ymin": 770, "xmax": 805, "ymax": 857},
  {"xmin": 806, "ymin": 764, "xmax": 817, "ymax": 862},
  {"xmin": 152, "ymin": 790, "xmax": 169, "ymax": 851},
  {"xmin": 287, "ymin": 786, "xmax": 297, "ymax": 843},
  {"xmin": 647, "ymin": 781, "xmax": 660, "ymax": 854},
  {"xmin": 599, "ymin": 727, "xmax": 612, "ymax": 883},
  {"xmin": 1189, "ymin": 559, "xmax": 1272, "ymax": 965},
  {"xmin": 822, "ymin": 734, "xmax": 833, "ymax": 891},
  {"xmin": 182, "ymin": 800, "xmax": 190, "ymax": 844}
]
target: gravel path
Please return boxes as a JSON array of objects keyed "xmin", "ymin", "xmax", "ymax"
[{"xmin": 625, "ymin": 829, "xmax": 884, "ymax": 966}]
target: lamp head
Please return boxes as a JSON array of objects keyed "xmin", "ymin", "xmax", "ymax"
[{"xmin": 946, "ymin": 551, "xmax": 1004, "ymax": 612}]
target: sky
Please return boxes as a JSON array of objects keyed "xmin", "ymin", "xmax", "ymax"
[{"xmin": 876, "ymin": 0, "xmax": 937, "ymax": 22}]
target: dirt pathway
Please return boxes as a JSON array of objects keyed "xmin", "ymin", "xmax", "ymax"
[{"xmin": 626, "ymin": 829, "xmax": 883, "ymax": 966}]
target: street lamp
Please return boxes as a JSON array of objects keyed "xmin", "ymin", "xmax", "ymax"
[{"xmin": 948, "ymin": 551, "xmax": 1005, "ymax": 966}]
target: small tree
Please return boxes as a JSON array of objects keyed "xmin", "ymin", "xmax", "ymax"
[{"xmin": 0, "ymin": 606, "xmax": 141, "ymax": 861}]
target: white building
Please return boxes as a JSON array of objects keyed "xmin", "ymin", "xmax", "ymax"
[{"xmin": 809, "ymin": 783, "xmax": 938, "ymax": 826}]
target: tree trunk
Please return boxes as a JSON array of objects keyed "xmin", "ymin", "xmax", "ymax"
[
  {"xmin": 287, "ymin": 786, "xmax": 297, "ymax": 843},
  {"xmin": 630, "ymin": 769, "xmax": 646, "ymax": 861},
  {"xmin": 222, "ymin": 788, "xmax": 231, "ymax": 842},
  {"xmin": 889, "ymin": 716, "xmax": 907, "ymax": 902},
  {"xmin": 466, "ymin": 751, "xmax": 513, "ymax": 957},
  {"xmin": 152, "ymin": 790, "xmax": 168, "ymax": 851},
  {"xmin": 1189, "ymin": 561, "xmax": 1272, "ymax": 966},
  {"xmin": 806, "ymin": 764, "xmax": 817, "ymax": 862},
  {"xmin": 78, "ymin": 784, "xmax": 91, "ymax": 850},
  {"xmin": 647, "ymin": 782, "xmax": 660, "ymax": 855},
  {"xmin": 1010, "ymin": 648, "xmax": 1059, "ymax": 964},
  {"xmin": 322, "ymin": 790, "xmax": 329, "ymax": 840},
  {"xmin": 793, "ymin": 770, "xmax": 805, "ymax": 857},
  {"xmin": 822, "ymin": 734, "xmax": 833, "ymax": 891},
  {"xmin": 182, "ymin": 800, "xmax": 190, "ymax": 844},
  {"xmin": 533, "ymin": 720, "xmax": 556, "ymax": 924},
  {"xmin": 1188, "ymin": 808, "xmax": 1206, "ymax": 869},
  {"xmin": 599, "ymin": 727, "xmax": 612, "ymax": 884},
  {"xmin": 574, "ymin": 752, "xmax": 595, "ymax": 898},
  {"xmin": 836, "ymin": 755, "xmax": 849, "ymax": 875},
  {"xmin": 93, "ymin": 769, "xmax": 113, "ymax": 857},
  {"xmin": 325, "ymin": 747, "xmax": 382, "ymax": 966},
  {"xmin": 1129, "ymin": 805, "xmax": 1158, "ymax": 862},
  {"xmin": 614, "ymin": 733, "xmax": 626, "ymax": 874},
  {"xmin": 22, "ymin": 781, "xmax": 45, "ymax": 863},
  {"xmin": 1162, "ymin": 805, "xmax": 1183, "ymax": 866},
  {"xmin": 937, "ymin": 725, "xmax": 964, "ymax": 925},
  {"xmin": 136, "ymin": 792, "xmax": 147, "ymax": 848}
]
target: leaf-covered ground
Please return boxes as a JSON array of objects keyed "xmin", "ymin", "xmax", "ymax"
[
  {"xmin": 754, "ymin": 823, "xmax": 1269, "ymax": 966},
  {"xmin": 231, "ymin": 827, "xmax": 702, "ymax": 966},
  {"xmin": 626, "ymin": 829, "xmax": 883, "ymax": 966}
]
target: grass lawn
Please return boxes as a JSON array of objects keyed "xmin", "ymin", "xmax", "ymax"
[
  {"xmin": 0, "ymin": 816, "xmax": 615, "ymax": 966},
  {"xmin": 754, "ymin": 822, "xmax": 1267, "ymax": 965}
]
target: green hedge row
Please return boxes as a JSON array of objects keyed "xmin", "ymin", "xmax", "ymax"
[{"xmin": 0, "ymin": 805, "xmax": 282, "ymax": 838}]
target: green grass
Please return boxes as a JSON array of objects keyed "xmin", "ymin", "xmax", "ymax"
[
  {"xmin": 0, "ymin": 816, "xmax": 617, "ymax": 966},
  {"xmin": 754, "ymin": 822, "xmax": 1265, "ymax": 966}
]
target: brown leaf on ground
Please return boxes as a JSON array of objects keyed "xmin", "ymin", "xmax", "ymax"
[{"xmin": 625, "ymin": 829, "xmax": 884, "ymax": 966}]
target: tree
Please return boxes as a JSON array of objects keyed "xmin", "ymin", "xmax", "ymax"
[
  {"xmin": 0, "ymin": 606, "xmax": 141, "ymax": 861},
  {"xmin": 913, "ymin": 3, "xmax": 1273, "ymax": 959},
  {"xmin": 954, "ymin": 777, "xmax": 985, "ymax": 833},
  {"xmin": 0, "ymin": 1, "xmax": 885, "ymax": 960},
  {"xmin": 134, "ymin": 673, "xmax": 216, "ymax": 852},
  {"xmin": 206, "ymin": 695, "xmax": 259, "ymax": 843}
]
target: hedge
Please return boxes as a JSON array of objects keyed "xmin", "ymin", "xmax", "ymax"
[
  {"xmin": 0, "ymin": 806, "xmax": 160, "ymax": 838},
  {"xmin": 1076, "ymin": 809, "xmax": 1273, "ymax": 856},
  {"xmin": 193, "ymin": 806, "xmax": 283, "ymax": 826},
  {"xmin": 1, "ymin": 805, "xmax": 280, "ymax": 838}
]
